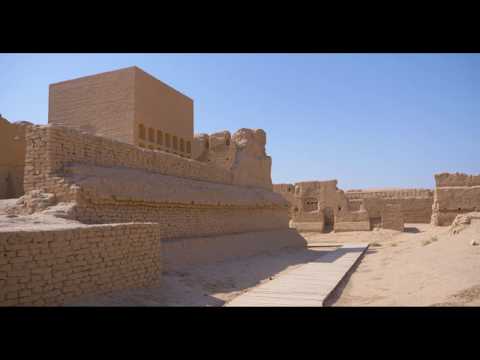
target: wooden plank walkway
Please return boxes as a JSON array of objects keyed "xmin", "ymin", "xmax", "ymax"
[{"xmin": 224, "ymin": 243, "xmax": 369, "ymax": 307}]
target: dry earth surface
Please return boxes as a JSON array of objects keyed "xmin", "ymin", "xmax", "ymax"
[
  {"xmin": 325, "ymin": 222, "xmax": 480, "ymax": 306},
  {"xmin": 69, "ymin": 222, "xmax": 480, "ymax": 307}
]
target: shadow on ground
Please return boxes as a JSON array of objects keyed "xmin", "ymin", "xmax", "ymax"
[
  {"xmin": 404, "ymin": 226, "xmax": 421, "ymax": 233},
  {"xmin": 67, "ymin": 245, "xmax": 341, "ymax": 307},
  {"xmin": 322, "ymin": 248, "xmax": 369, "ymax": 306}
]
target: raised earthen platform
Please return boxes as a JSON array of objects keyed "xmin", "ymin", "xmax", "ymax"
[{"xmin": 224, "ymin": 243, "xmax": 369, "ymax": 306}]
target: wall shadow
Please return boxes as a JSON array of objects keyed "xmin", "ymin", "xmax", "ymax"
[
  {"xmin": 404, "ymin": 226, "xmax": 421, "ymax": 233},
  {"xmin": 322, "ymin": 249, "xmax": 367, "ymax": 307},
  {"xmin": 67, "ymin": 231, "xmax": 366, "ymax": 307}
]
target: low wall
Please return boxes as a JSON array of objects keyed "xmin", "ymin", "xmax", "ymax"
[
  {"xmin": 162, "ymin": 229, "xmax": 307, "ymax": 270},
  {"xmin": 71, "ymin": 204, "xmax": 289, "ymax": 239},
  {"xmin": 381, "ymin": 203, "xmax": 404, "ymax": 231},
  {"xmin": 334, "ymin": 209, "xmax": 370, "ymax": 232},
  {"xmin": 0, "ymin": 223, "xmax": 161, "ymax": 306},
  {"xmin": 345, "ymin": 189, "xmax": 433, "ymax": 223},
  {"xmin": 53, "ymin": 164, "xmax": 289, "ymax": 238},
  {"xmin": 24, "ymin": 125, "xmax": 233, "ymax": 197},
  {"xmin": 291, "ymin": 222, "xmax": 325, "ymax": 232}
]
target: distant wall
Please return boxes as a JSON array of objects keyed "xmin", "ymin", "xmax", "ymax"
[
  {"xmin": 345, "ymin": 189, "xmax": 433, "ymax": 223},
  {"xmin": 0, "ymin": 117, "xmax": 29, "ymax": 199},
  {"xmin": 432, "ymin": 173, "xmax": 480, "ymax": 226},
  {"xmin": 0, "ymin": 223, "xmax": 161, "ymax": 306},
  {"xmin": 381, "ymin": 203, "xmax": 404, "ymax": 231},
  {"xmin": 334, "ymin": 208, "xmax": 370, "ymax": 232},
  {"xmin": 291, "ymin": 180, "xmax": 347, "ymax": 228}
]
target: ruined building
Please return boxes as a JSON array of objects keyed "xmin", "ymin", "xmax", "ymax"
[
  {"xmin": 273, "ymin": 182, "xmax": 432, "ymax": 233},
  {"xmin": 49, "ymin": 67, "xmax": 194, "ymax": 157},
  {"xmin": 0, "ymin": 67, "xmax": 300, "ymax": 306}
]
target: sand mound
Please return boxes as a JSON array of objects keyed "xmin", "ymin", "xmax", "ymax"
[{"xmin": 450, "ymin": 212, "xmax": 480, "ymax": 235}]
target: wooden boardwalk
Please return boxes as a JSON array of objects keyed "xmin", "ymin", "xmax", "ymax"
[{"xmin": 224, "ymin": 243, "xmax": 369, "ymax": 307}]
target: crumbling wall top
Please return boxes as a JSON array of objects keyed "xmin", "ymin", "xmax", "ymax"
[{"xmin": 434, "ymin": 172, "xmax": 480, "ymax": 187}]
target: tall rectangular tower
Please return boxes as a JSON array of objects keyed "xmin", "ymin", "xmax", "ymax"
[{"xmin": 48, "ymin": 66, "xmax": 194, "ymax": 156}]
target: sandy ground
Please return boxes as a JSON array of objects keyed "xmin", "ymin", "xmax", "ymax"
[
  {"xmin": 70, "ymin": 222, "xmax": 480, "ymax": 307},
  {"xmin": 327, "ymin": 222, "xmax": 480, "ymax": 306},
  {"xmin": 0, "ymin": 201, "xmax": 84, "ymax": 231}
]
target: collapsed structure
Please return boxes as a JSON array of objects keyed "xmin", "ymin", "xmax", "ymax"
[
  {"xmin": 274, "ymin": 182, "xmax": 436, "ymax": 233},
  {"xmin": 0, "ymin": 67, "xmax": 300, "ymax": 306}
]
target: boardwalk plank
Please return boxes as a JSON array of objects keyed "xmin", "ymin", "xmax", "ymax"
[{"xmin": 225, "ymin": 243, "xmax": 368, "ymax": 307}]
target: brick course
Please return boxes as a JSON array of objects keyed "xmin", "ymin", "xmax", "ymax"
[{"xmin": 0, "ymin": 223, "xmax": 161, "ymax": 306}]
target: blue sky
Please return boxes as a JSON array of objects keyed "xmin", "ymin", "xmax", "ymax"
[{"xmin": 0, "ymin": 53, "xmax": 478, "ymax": 189}]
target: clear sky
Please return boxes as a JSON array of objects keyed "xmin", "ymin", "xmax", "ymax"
[{"xmin": 1, "ymin": 53, "xmax": 478, "ymax": 189}]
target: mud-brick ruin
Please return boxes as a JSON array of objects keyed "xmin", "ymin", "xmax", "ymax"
[
  {"xmin": 0, "ymin": 67, "xmax": 300, "ymax": 306},
  {"xmin": 274, "ymin": 178, "xmax": 478, "ymax": 233},
  {"xmin": 0, "ymin": 66, "xmax": 479, "ymax": 307}
]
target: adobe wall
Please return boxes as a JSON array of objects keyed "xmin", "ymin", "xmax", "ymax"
[
  {"xmin": 274, "ymin": 181, "xmax": 414, "ymax": 232},
  {"xmin": 431, "ymin": 173, "xmax": 480, "ymax": 226},
  {"xmin": 0, "ymin": 223, "xmax": 162, "ymax": 306},
  {"xmin": 48, "ymin": 67, "xmax": 194, "ymax": 156},
  {"xmin": 345, "ymin": 188, "xmax": 433, "ymax": 223},
  {"xmin": 134, "ymin": 67, "xmax": 193, "ymax": 150},
  {"xmin": 56, "ymin": 164, "xmax": 288, "ymax": 238},
  {"xmin": 22, "ymin": 126, "xmax": 289, "ymax": 238},
  {"xmin": 0, "ymin": 117, "xmax": 30, "ymax": 199},
  {"xmin": 381, "ymin": 203, "xmax": 404, "ymax": 231},
  {"xmin": 273, "ymin": 183, "xmax": 296, "ymax": 217},
  {"xmin": 290, "ymin": 180, "xmax": 348, "ymax": 229},
  {"xmin": 48, "ymin": 67, "xmax": 136, "ymax": 144},
  {"xmin": 192, "ymin": 128, "xmax": 273, "ymax": 190},
  {"xmin": 334, "ymin": 207, "xmax": 370, "ymax": 232},
  {"xmin": 24, "ymin": 125, "xmax": 233, "ymax": 199},
  {"xmin": 162, "ymin": 229, "xmax": 307, "ymax": 271}
]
